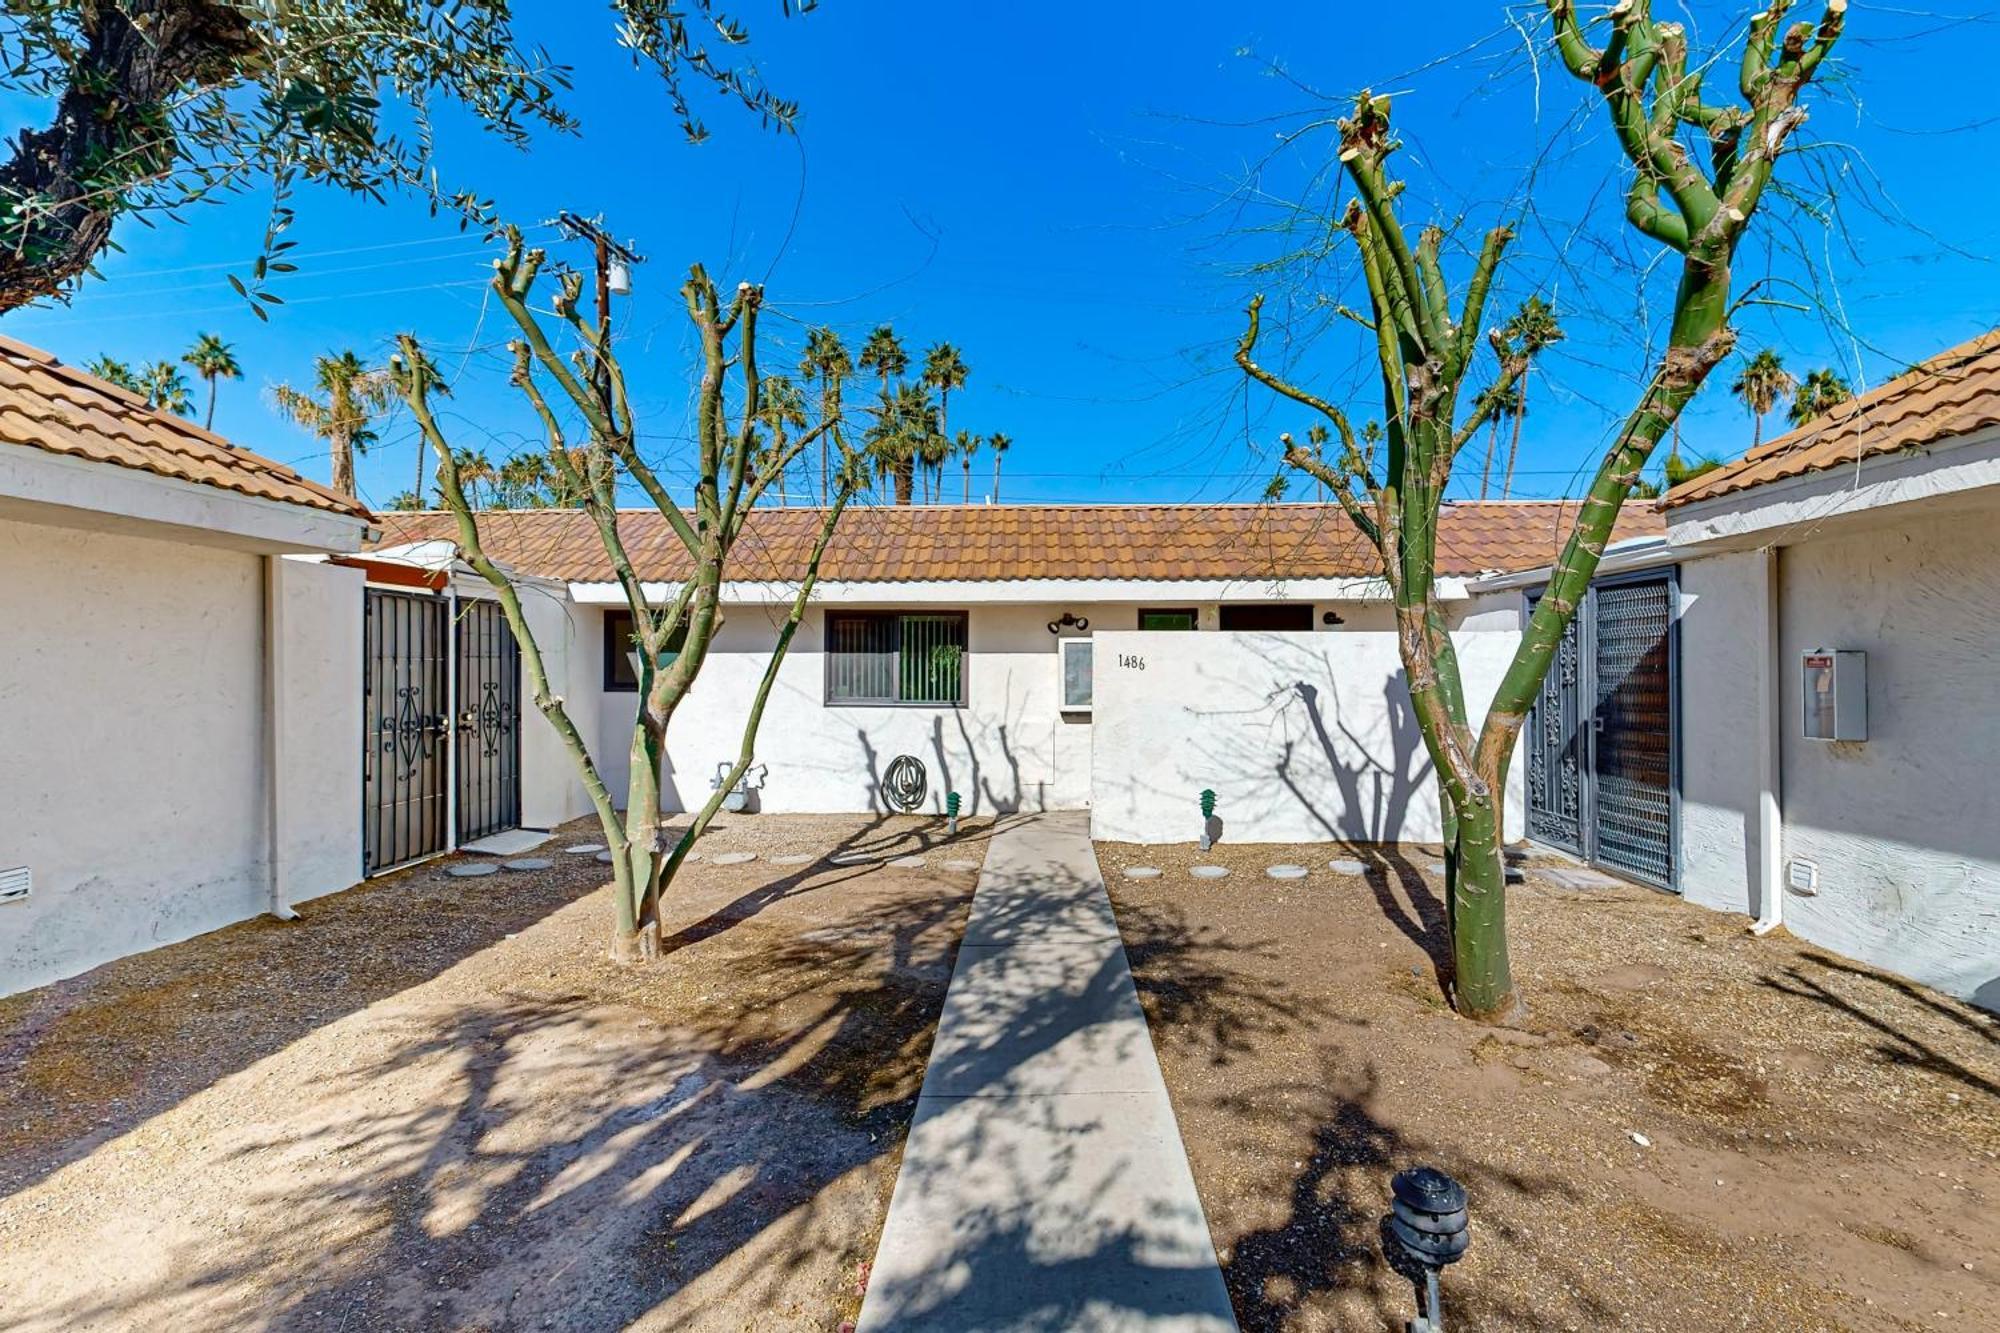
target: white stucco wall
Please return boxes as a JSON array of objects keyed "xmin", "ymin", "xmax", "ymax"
[
  {"xmin": 1088, "ymin": 629, "xmax": 1524, "ymax": 846},
  {"xmin": 1676, "ymin": 550, "xmax": 1767, "ymax": 916},
  {"xmin": 511, "ymin": 583, "xmax": 598, "ymax": 830},
  {"xmin": 594, "ymin": 603, "xmax": 1078, "ymax": 815},
  {"xmin": 276, "ymin": 557, "xmax": 364, "ymax": 904},
  {"xmin": 1772, "ymin": 501, "xmax": 2000, "ymax": 1010},
  {"xmin": 1, "ymin": 520, "xmax": 354, "ymax": 993}
]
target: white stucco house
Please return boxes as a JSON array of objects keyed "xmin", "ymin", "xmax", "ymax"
[
  {"xmin": 376, "ymin": 502, "xmax": 1666, "ymax": 853},
  {"xmin": 0, "ymin": 335, "xmax": 373, "ymax": 995},
  {"xmin": 1478, "ymin": 328, "xmax": 2000, "ymax": 1012}
]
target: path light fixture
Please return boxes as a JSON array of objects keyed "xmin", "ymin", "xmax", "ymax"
[
  {"xmin": 1198, "ymin": 789, "xmax": 1217, "ymax": 851},
  {"xmin": 1385, "ymin": 1166, "xmax": 1470, "ymax": 1332},
  {"xmin": 946, "ymin": 791, "xmax": 962, "ymax": 836}
]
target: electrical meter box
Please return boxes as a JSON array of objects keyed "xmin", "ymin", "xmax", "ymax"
[{"xmin": 1802, "ymin": 649, "xmax": 1867, "ymax": 741}]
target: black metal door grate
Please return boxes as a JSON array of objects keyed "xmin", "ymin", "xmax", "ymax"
[
  {"xmin": 1524, "ymin": 574, "xmax": 1677, "ymax": 890},
  {"xmin": 363, "ymin": 590, "xmax": 449, "ymax": 873},
  {"xmin": 455, "ymin": 598, "xmax": 522, "ymax": 844},
  {"xmin": 1591, "ymin": 580, "xmax": 1675, "ymax": 887},
  {"xmin": 1524, "ymin": 595, "xmax": 1586, "ymax": 856}
]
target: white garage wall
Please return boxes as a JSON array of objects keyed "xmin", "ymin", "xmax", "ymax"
[
  {"xmin": 1775, "ymin": 501, "xmax": 2000, "ymax": 1010},
  {"xmin": 0, "ymin": 531, "xmax": 366, "ymax": 995},
  {"xmin": 1088, "ymin": 629, "xmax": 1524, "ymax": 845}
]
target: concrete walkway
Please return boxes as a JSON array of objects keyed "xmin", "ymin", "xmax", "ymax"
[{"xmin": 857, "ymin": 813, "xmax": 1237, "ymax": 1332}]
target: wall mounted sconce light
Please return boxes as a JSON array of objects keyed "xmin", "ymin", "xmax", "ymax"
[
  {"xmin": 1322, "ymin": 610, "xmax": 1345, "ymax": 626},
  {"xmin": 1047, "ymin": 612, "xmax": 1090, "ymax": 635}
]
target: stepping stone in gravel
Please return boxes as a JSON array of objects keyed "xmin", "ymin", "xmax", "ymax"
[
  {"xmin": 770, "ymin": 853, "xmax": 816, "ymax": 866},
  {"xmin": 564, "ymin": 843, "xmax": 607, "ymax": 855},
  {"xmin": 1426, "ymin": 862, "xmax": 1449, "ymax": 875},
  {"xmin": 1190, "ymin": 865, "xmax": 1230, "ymax": 880},
  {"xmin": 1327, "ymin": 858, "xmax": 1367, "ymax": 876},
  {"xmin": 709, "ymin": 851, "xmax": 757, "ymax": 865},
  {"xmin": 941, "ymin": 859, "xmax": 982, "ymax": 872},
  {"xmin": 829, "ymin": 853, "xmax": 881, "ymax": 866},
  {"xmin": 1540, "ymin": 866, "xmax": 1626, "ymax": 890},
  {"xmin": 1266, "ymin": 864, "xmax": 1309, "ymax": 880},
  {"xmin": 447, "ymin": 863, "xmax": 498, "ymax": 878},
  {"xmin": 889, "ymin": 855, "xmax": 928, "ymax": 869},
  {"xmin": 1122, "ymin": 866, "xmax": 1163, "ymax": 880},
  {"xmin": 594, "ymin": 850, "xmax": 615, "ymax": 864},
  {"xmin": 501, "ymin": 858, "xmax": 553, "ymax": 872}
]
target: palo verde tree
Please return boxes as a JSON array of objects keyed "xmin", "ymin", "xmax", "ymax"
[
  {"xmin": 1237, "ymin": 0, "xmax": 1846, "ymax": 1019},
  {"xmin": 0, "ymin": 2, "xmax": 815, "ymax": 313},
  {"xmin": 392, "ymin": 230, "xmax": 862, "ymax": 961}
]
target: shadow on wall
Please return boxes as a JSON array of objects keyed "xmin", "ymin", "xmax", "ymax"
[{"xmin": 1172, "ymin": 637, "xmax": 1437, "ymax": 844}]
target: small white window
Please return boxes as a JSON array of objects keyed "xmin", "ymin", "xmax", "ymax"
[{"xmin": 1059, "ymin": 638, "xmax": 1093, "ymax": 713}]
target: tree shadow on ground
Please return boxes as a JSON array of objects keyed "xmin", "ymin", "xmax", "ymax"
[
  {"xmin": 0, "ymin": 841, "xmax": 608, "ymax": 1203},
  {"xmin": 1, "ymin": 823, "xmax": 1288, "ymax": 1333},
  {"xmin": 1758, "ymin": 951, "xmax": 2000, "ymax": 1101}
]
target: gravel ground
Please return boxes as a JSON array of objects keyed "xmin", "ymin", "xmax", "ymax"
[
  {"xmin": 0, "ymin": 813, "xmax": 993, "ymax": 1332},
  {"xmin": 1098, "ymin": 839, "xmax": 2000, "ymax": 1333}
]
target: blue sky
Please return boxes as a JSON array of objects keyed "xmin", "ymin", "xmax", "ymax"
[{"xmin": 4, "ymin": 1, "xmax": 1995, "ymax": 511}]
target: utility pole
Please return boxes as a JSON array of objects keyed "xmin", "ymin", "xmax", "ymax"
[{"xmin": 550, "ymin": 212, "xmax": 644, "ymax": 417}]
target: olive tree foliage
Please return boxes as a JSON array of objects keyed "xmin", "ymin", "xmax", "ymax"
[
  {"xmin": 1236, "ymin": 0, "xmax": 1845, "ymax": 1019},
  {"xmin": 0, "ymin": 0, "xmax": 816, "ymax": 312},
  {"xmin": 392, "ymin": 229, "xmax": 862, "ymax": 961}
]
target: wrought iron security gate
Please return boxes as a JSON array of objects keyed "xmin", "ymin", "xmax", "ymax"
[
  {"xmin": 454, "ymin": 598, "xmax": 522, "ymax": 844},
  {"xmin": 1525, "ymin": 571, "xmax": 1679, "ymax": 890},
  {"xmin": 363, "ymin": 590, "xmax": 450, "ymax": 873}
]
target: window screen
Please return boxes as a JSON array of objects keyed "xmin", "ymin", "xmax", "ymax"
[{"xmin": 827, "ymin": 612, "xmax": 967, "ymax": 705}]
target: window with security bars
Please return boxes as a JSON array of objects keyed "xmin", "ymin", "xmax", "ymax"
[{"xmin": 826, "ymin": 612, "xmax": 967, "ymax": 705}]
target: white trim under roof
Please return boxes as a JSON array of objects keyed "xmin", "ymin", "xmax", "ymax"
[
  {"xmin": 1663, "ymin": 423, "xmax": 2000, "ymax": 551},
  {"xmin": 1466, "ymin": 535, "xmax": 1674, "ymax": 594},
  {"xmin": 0, "ymin": 441, "xmax": 371, "ymax": 554},
  {"xmin": 564, "ymin": 574, "xmax": 1472, "ymax": 606}
]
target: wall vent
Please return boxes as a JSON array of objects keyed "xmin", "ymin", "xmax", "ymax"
[
  {"xmin": 0, "ymin": 866, "xmax": 28, "ymax": 904},
  {"xmin": 1786, "ymin": 857, "xmax": 1820, "ymax": 896}
]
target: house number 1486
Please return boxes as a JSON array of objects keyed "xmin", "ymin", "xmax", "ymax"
[{"xmin": 1118, "ymin": 653, "xmax": 1146, "ymax": 670}]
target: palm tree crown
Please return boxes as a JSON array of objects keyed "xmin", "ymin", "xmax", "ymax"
[
  {"xmin": 858, "ymin": 325, "xmax": 907, "ymax": 387},
  {"xmin": 1731, "ymin": 348, "xmax": 1797, "ymax": 448},
  {"xmin": 1789, "ymin": 367, "xmax": 1853, "ymax": 427},
  {"xmin": 182, "ymin": 333, "xmax": 242, "ymax": 431},
  {"xmin": 271, "ymin": 350, "xmax": 396, "ymax": 499}
]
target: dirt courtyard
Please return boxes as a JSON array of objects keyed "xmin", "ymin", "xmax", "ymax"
[
  {"xmin": 1100, "ymin": 840, "xmax": 2000, "ymax": 1333},
  {"xmin": 0, "ymin": 814, "xmax": 990, "ymax": 1332}
]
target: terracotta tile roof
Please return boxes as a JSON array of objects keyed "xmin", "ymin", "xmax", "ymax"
[
  {"xmin": 0, "ymin": 334, "xmax": 372, "ymax": 521},
  {"xmin": 375, "ymin": 501, "xmax": 1663, "ymax": 585},
  {"xmin": 1663, "ymin": 328, "xmax": 2000, "ymax": 510}
]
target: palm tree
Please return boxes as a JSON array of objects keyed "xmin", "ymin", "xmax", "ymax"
[
  {"xmin": 1305, "ymin": 423, "xmax": 1329, "ymax": 501},
  {"xmin": 138, "ymin": 360, "xmax": 193, "ymax": 415},
  {"xmin": 1497, "ymin": 296, "xmax": 1562, "ymax": 498},
  {"xmin": 922, "ymin": 340, "xmax": 969, "ymax": 444},
  {"xmin": 1472, "ymin": 380, "xmax": 1523, "ymax": 499},
  {"xmin": 1789, "ymin": 367, "xmax": 1852, "ymax": 427},
  {"xmin": 957, "ymin": 430, "xmax": 980, "ymax": 503},
  {"xmin": 756, "ymin": 373, "xmax": 808, "ymax": 505},
  {"xmin": 270, "ymin": 350, "xmax": 395, "ymax": 499},
  {"xmin": 1731, "ymin": 348, "xmax": 1797, "ymax": 449},
  {"xmin": 987, "ymin": 430, "xmax": 1011, "ymax": 503},
  {"xmin": 858, "ymin": 326, "xmax": 913, "ymax": 503},
  {"xmin": 451, "ymin": 448, "xmax": 498, "ymax": 509},
  {"xmin": 85, "ymin": 355, "xmax": 141, "ymax": 395},
  {"xmin": 918, "ymin": 421, "xmax": 951, "ymax": 503},
  {"xmin": 182, "ymin": 333, "xmax": 241, "ymax": 431},
  {"xmin": 799, "ymin": 326, "xmax": 851, "ymax": 505},
  {"xmin": 865, "ymin": 382, "xmax": 932, "ymax": 504}
]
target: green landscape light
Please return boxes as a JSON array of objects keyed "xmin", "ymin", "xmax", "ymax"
[{"xmin": 946, "ymin": 791, "xmax": 961, "ymax": 836}]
